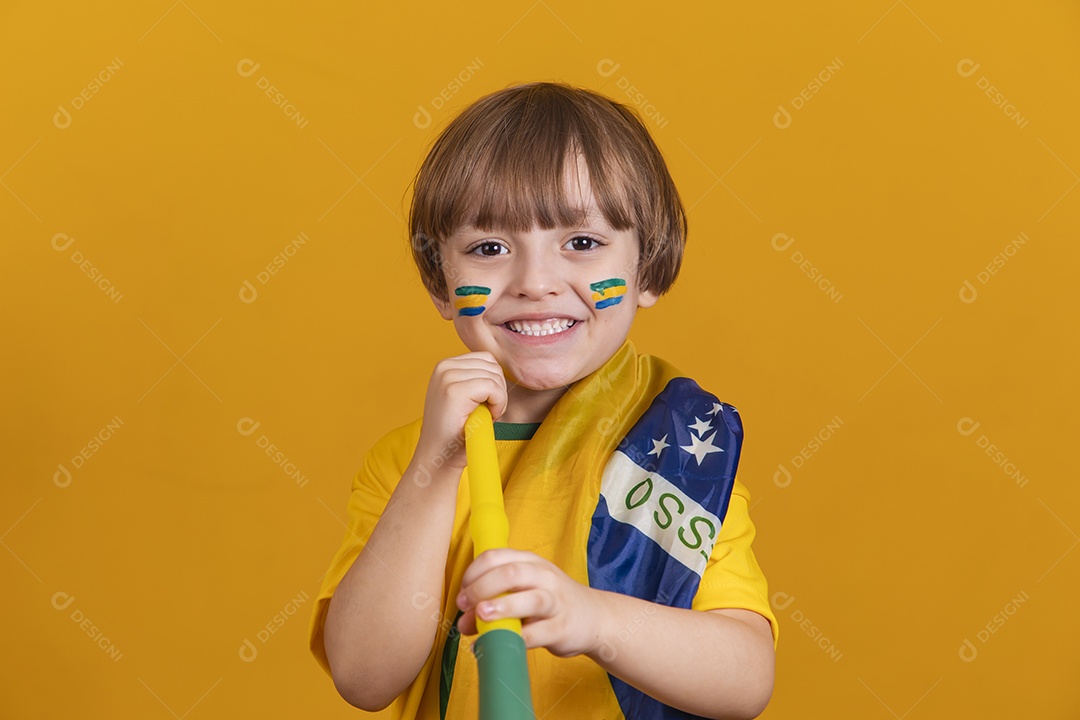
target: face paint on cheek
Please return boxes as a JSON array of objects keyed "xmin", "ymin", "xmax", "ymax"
[
  {"xmin": 590, "ymin": 278, "xmax": 627, "ymax": 310},
  {"xmin": 454, "ymin": 285, "xmax": 491, "ymax": 316}
]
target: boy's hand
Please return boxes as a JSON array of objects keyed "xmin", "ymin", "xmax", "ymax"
[
  {"xmin": 455, "ymin": 548, "xmax": 605, "ymax": 658},
  {"xmin": 416, "ymin": 352, "xmax": 508, "ymax": 473}
]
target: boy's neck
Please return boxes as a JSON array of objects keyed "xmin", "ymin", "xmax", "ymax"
[{"xmin": 500, "ymin": 384, "xmax": 571, "ymax": 424}]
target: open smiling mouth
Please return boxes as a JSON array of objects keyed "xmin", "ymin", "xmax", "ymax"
[{"xmin": 504, "ymin": 319, "xmax": 578, "ymax": 337}]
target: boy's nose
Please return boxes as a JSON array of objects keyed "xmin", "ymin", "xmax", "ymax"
[{"xmin": 509, "ymin": 255, "xmax": 559, "ymax": 300}]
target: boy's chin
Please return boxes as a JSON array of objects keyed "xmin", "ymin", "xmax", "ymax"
[
  {"xmin": 505, "ymin": 372, "xmax": 566, "ymax": 392},
  {"xmin": 504, "ymin": 365, "xmax": 581, "ymax": 393}
]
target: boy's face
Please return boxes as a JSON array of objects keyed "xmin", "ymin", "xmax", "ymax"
[{"xmin": 431, "ymin": 154, "xmax": 657, "ymax": 392}]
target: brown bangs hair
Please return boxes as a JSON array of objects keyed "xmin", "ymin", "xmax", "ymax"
[{"xmin": 407, "ymin": 81, "xmax": 687, "ymax": 300}]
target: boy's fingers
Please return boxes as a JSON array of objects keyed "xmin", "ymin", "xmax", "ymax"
[
  {"xmin": 488, "ymin": 383, "xmax": 509, "ymax": 421},
  {"xmin": 517, "ymin": 618, "xmax": 567, "ymax": 653},
  {"xmin": 456, "ymin": 608, "xmax": 477, "ymax": 636},
  {"xmin": 451, "ymin": 351, "xmax": 499, "ymax": 362},
  {"xmin": 432, "ymin": 354, "xmax": 508, "ymax": 416},
  {"xmin": 434, "ymin": 352, "xmax": 502, "ymax": 374},
  {"xmin": 476, "ymin": 588, "xmax": 554, "ymax": 624},
  {"xmin": 460, "ymin": 548, "xmax": 529, "ymax": 586},
  {"xmin": 461, "ymin": 555, "xmax": 546, "ymax": 605},
  {"xmin": 434, "ymin": 376, "xmax": 505, "ymax": 415},
  {"xmin": 433, "ymin": 357, "xmax": 502, "ymax": 375},
  {"xmin": 438, "ymin": 368, "xmax": 506, "ymax": 389}
]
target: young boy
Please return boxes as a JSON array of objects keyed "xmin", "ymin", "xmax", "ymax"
[{"xmin": 309, "ymin": 81, "xmax": 778, "ymax": 720}]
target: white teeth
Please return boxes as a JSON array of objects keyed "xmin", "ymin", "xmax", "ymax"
[{"xmin": 506, "ymin": 318, "xmax": 576, "ymax": 337}]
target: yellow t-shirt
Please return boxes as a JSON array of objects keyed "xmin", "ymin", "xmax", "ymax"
[{"xmin": 309, "ymin": 344, "xmax": 778, "ymax": 719}]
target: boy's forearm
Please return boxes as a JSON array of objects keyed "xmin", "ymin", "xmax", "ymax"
[
  {"xmin": 323, "ymin": 455, "xmax": 461, "ymax": 710},
  {"xmin": 585, "ymin": 591, "xmax": 774, "ymax": 720}
]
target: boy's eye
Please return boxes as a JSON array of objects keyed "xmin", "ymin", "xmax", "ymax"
[
  {"xmin": 470, "ymin": 242, "xmax": 508, "ymax": 256},
  {"xmin": 567, "ymin": 235, "xmax": 601, "ymax": 251}
]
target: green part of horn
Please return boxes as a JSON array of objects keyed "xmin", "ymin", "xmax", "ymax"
[{"xmin": 475, "ymin": 629, "xmax": 535, "ymax": 720}]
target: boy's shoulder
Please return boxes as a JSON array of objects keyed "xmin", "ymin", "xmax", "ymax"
[{"xmin": 355, "ymin": 416, "xmax": 424, "ymax": 485}]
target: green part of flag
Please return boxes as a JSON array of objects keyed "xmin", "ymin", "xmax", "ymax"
[
  {"xmin": 455, "ymin": 285, "xmax": 491, "ymax": 296},
  {"xmin": 589, "ymin": 278, "xmax": 626, "ymax": 292}
]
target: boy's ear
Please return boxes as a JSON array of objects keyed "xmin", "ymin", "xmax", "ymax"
[
  {"xmin": 637, "ymin": 287, "xmax": 659, "ymax": 309},
  {"xmin": 430, "ymin": 291, "xmax": 455, "ymax": 320}
]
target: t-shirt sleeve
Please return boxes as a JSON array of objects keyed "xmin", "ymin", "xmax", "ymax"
[
  {"xmin": 691, "ymin": 477, "xmax": 780, "ymax": 650},
  {"xmin": 307, "ymin": 419, "xmax": 422, "ymax": 677}
]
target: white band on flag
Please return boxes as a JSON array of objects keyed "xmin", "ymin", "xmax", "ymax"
[{"xmin": 600, "ymin": 451, "xmax": 723, "ymax": 575}]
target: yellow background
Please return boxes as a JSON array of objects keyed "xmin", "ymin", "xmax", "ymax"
[{"xmin": 2, "ymin": 1, "xmax": 1077, "ymax": 718}]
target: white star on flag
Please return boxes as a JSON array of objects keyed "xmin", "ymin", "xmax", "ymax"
[
  {"xmin": 689, "ymin": 416, "xmax": 712, "ymax": 436},
  {"xmin": 648, "ymin": 434, "xmax": 670, "ymax": 457},
  {"xmin": 680, "ymin": 431, "xmax": 724, "ymax": 465},
  {"xmin": 708, "ymin": 402, "xmax": 723, "ymax": 416}
]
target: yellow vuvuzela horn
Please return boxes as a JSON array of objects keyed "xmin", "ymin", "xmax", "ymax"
[{"xmin": 464, "ymin": 404, "xmax": 536, "ymax": 720}]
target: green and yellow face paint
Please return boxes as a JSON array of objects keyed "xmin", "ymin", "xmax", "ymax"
[
  {"xmin": 590, "ymin": 278, "xmax": 627, "ymax": 309},
  {"xmin": 454, "ymin": 285, "xmax": 491, "ymax": 317}
]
